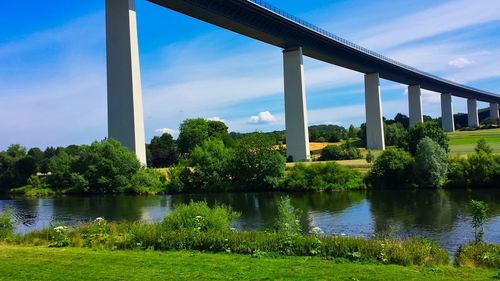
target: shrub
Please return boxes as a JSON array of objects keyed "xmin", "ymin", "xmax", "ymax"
[
  {"xmin": 49, "ymin": 225, "xmax": 70, "ymax": 247},
  {"xmin": 365, "ymin": 150, "xmax": 375, "ymax": 163},
  {"xmin": 274, "ymin": 197, "xmax": 301, "ymax": 235},
  {"xmin": 230, "ymin": 133, "xmax": 285, "ymax": 191},
  {"xmin": 284, "ymin": 163, "xmax": 365, "ymax": 191},
  {"xmin": 163, "ymin": 201, "xmax": 239, "ymax": 233},
  {"xmin": 470, "ymin": 200, "xmax": 488, "ymax": 243},
  {"xmin": 367, "ymin": 148, "xmax": 414, "ymax": 188},
  {"xmin": 0, "ymin": 206, "xmax": 14, "ymax": 240},
  {"xmin": 402, "ymin": 122, "xmax": 449, "ymax": 155},
  {"xmin": 320, "ymin": 142, "xmax": 362, "ymax": 161},
  {"xmin": 182, "ymin": 139, "xmax": 233, "ymax": 192},
  {"xmin": 455, "ymin": 243, "xmax": 500, "ymax": 268},
  {"xmin": 128, "ymin": 168, "xmax": 168, "ymax": 194},
  {"xmin": 475, "ymin": 138, "xmax": 493, "ymax": 154},
  {"xmin": 464, "ymin": 151, "xmax": 497, "ymax": 187},
  {"xmin": 81, "ymin": 217, "xmax": 111, "ymax": 248},
  {"xmin": 414, "ymin": 137, "xmax": 448, "ymax": 188}
]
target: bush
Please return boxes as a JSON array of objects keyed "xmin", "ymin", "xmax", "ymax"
[
  {"xmin": 128, "ymin": 169, "xmax": 168, "ymax": 194},
  {"xmin": 366, "ymin": 150, "xmax": 375, "ymax": 163},
  {"xmin": 414, "ymin": 137, "xmax": 448, "ymax": 188},
  {"xmin": 470, "ymin": 200, "xmax": 488, "ymax": 243},
  {"xmin": 475, "ymin": 138, "xmax": 493, "ymax": 154},
  {"xmin": 274, "ymin": 197, "xmax": 301, "ymax": 234},
  {"xmin": 384, "ymin": 122, "xmax": 407, "ymax": 147},
  {"xmin": 182, "ymin": 139, "xmax": 233, "ymax": 192},
  {"xmin": 284, "ymin": 163, "xmax": 365, "ymax": 191},
  {"xmin": 455, "ymin": 243, "xmax": 500, "ymax": 268},
  {"xmin": 0, "ymin": 206, "xmax": 14, "ymax": 240},
  {"xmin": 402, "ymin": 122, "xmax": 449, "ymax": 155},
  {"xmin": 367, "ymin": 148, "xmax": 414, "ymax": 188},
  {"xmin": 320, "ymin": 142, "xmax": 362, "ymax": 161},
  {"xmin": 230, "ymin": 133, "xmax": 285, "ymax": 191},
  {"xmin": 163, "ymin": 201, "xmax": 239, "ymax": 233},
  {"xmin": 447, "ymin": 140, "xmax": 499, "ymax": 188}
]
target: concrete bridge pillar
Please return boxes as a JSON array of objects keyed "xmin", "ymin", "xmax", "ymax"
[
  {"xmin": 364, "ymin": 73, "xmax": 385, "ymax": 150},
  {"xmin": 283, "ymin": 47, "xmax": 310, "ymax": 162},
  {"xmin": 490, "ymin": 103, "xmax": 500, "ymax": 119},
  {"xmin": 408, "ymin": 85, "xmax": 423, "ymax": 126},
  {"xmin": 440, "ymin": 93, "xmax": 455, "ymax": 132},
  {"xmin": 467, "ymin": 98, "xmax": 479, "ymax": 128},
  {"xmin": 106, "ymin": 0, "xmax": 147, "ymax": 166}
]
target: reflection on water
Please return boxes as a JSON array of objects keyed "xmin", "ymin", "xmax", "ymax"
[{"xmin": 1, "ymin": 189, "xmax": 499, "ymax": 254}]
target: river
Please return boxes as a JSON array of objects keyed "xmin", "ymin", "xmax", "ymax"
[{"xmin": 1, "ymin": 189, "xmax": 499, "ymax": 255}]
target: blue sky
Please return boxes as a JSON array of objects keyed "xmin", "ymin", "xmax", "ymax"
[{"xmin": 1, "ymin": 0, "xmax": 500, "ymax": 149}]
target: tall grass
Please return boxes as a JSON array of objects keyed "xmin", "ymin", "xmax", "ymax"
[{"xmin": 0, "ymin": 206, "xmax": 14, "ymax": 240}]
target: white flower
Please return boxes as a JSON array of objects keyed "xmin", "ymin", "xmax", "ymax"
[
  {"xmin": 53, "ymin": 226, "xmax": 67, "ymax": 233},
  {"xmin": 341, "ymin": 232, "xmax": 347, "ymax": 236},
  {"xmin": 310, "ymin": 226, "xmax": 324, "ymax": 236},
  {"xmin": 195, "ymin": 216, "xmax": 203, "ymax": 220}
]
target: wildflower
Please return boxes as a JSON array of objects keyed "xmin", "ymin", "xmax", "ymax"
[{"xmin": 310, "ymin": 226, "xmax": 324, "ymax": 236}]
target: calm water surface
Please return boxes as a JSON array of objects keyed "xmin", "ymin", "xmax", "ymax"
[{"xmin": 1, "ymin": 189, "xmax": 499, "ymax": 255}]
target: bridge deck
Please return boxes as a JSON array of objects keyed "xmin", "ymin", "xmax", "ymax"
[{"xmin": 148, "ymin": 0, "xmax": 500, "ymax": 104}]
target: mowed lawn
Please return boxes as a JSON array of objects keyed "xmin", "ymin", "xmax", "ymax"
[
  {"xmin": 0, "ymin": 245, "xmax": 497, "ymax": 281},
  {"xmin": 448, "ymin": 128, "xmax": 500, "ymax": 155}
]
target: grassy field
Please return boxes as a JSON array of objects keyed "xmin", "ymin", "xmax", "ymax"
[
  {"xmin": 0, "ymin": 246, "xmax": 497, "ymax": 281},
  {"xmin": 448, "ymin": 128, "xmax": 500, "ymax": 155}
]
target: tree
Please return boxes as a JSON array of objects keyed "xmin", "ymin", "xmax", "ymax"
[
  {"xmin": 367, "ymin": 148, "xmax": 414, "ymax": 187},
  {"xmin": 230, "ymin": 133, "xmax": 285, "ymax": 190},
  {"xmin": 177, "ymin": 118, "xmax": 209, "ymax": 155},
  {"xmin": 384, "ymin": 122, "xmax": 407, "ymax": 147},
  {"xmin": 347, "ymin": 125, "xmax": 357, "ymax": 139},
  {"xmin": 414, "ymin": 137, "xmax": 448, "ymax": 188},
  {"xmin": 148, "ymin": 133, "xmax": 178, "ymax": 168},
  {"xmin": 320, "ymin": 142, "xmax": 362, "ymax": 161},
  {"xmin": 70, "ymin": 139, "xmax": 141, "ymax": 193},
  {"xmin": 0, "ymin": 145, "xmax": 29, "ymax": 191},
  {"xmin": 394, "ymin": 113, "xmax": 410, "ymax": 129},
  {"xmin": 402, "ymin": 121, "xmax": 449, "ymax": 155},
  {"xmin": 474, "ymin": 138, "xmax": 493, "ymax": 154},
  {"xmin": 182, "ymin": 138, "xmax": 233, "ymax": 191}
]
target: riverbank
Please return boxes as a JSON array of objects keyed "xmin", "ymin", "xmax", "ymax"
[{"xmin": 0, "ymin": 245, "xmax": 497, "ymax": 281}]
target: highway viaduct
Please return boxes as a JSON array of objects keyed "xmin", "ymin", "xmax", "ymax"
[{"xmin": 106, "ymin": 0, "xmax": 500, "ymax": 165}]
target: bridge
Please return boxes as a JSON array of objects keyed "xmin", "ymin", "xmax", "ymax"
[{"xmin": 106, "ymin": 0, "xmax": 500, "ymax": 165}]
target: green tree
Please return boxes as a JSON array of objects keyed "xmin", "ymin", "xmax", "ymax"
[
  {"xmin": 469, "ymin": 200, "xmax": 488, "ymax": 243},
  {"xmin": 0, "ymin": 145, "xmax": 29, "ymax": 191},
  {"xmin": 414, "ymin": 137, "xmax": 448, "ymax": 188},
  {"xmin": 177, "ymin": 118, "xmax": 209, "ymax": 155},
  {"xmin": 402, "ymin": 121, "xmax": 449, "ymax": 155},
  {"xmin": 474, "ymin": 138, "xmax": 493, "ymax": 154},
  {"xmin": 148, "ymin": 133, "xmax": 178, "ymax": 168},
  {"xmin": 230, "ymin": 133, "xmax": 285, "ymax": 190},
  {"xmin": 384, "ymin": 122, "xmax": 407, "ymax": 147},
  {"xmin": 182, "ymin": 138, "xmax": 233, "ymax": 191},
  {"xmin": 78, "ymin": 139, "xmax": 140, "ymax": 193},
  {"xmin": 367, "ymin": 148, "xmax": 414, "ymax": 187},
  {"xmin": 347, "ymin": 125, "xmax": 357, "ymax": 139}
]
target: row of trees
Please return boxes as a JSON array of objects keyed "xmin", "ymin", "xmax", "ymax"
[
  {"xmin": 0, "ymin": 139, "xmax": 167, "ymax": 195},
  {"xmin": 367, "ymin": 121, "xmax": 499, "ymax": 188}
]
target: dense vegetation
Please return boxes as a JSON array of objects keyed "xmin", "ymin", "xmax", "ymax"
[{"xmin": 1, "ymin": 112, "xmax": 499, "ymax": 195}]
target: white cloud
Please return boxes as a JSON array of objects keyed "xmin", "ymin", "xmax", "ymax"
[
  {"xmin": 155, "ymin": 128, "xmax": 178, "ymax": 138},
  {"xmin": 248, "ymin": 111, "xmax": 278, "ymax": 124},
  {"xmin": 448, "ymin": 57, "xmax": 473, "ymax": 68},
  {"xmin": 357, "ymin": 0, "xmax": 500, "ymax": 50},
  {"xmin": 207, "ymin": 116, "xmax": 225, "ymax": 122}
]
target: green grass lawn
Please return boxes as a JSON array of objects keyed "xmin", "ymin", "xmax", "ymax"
[
  {"xmin": 0, "ymin": 246, "xmax": 497, "ymax": 281},
  {"xmin": 448, "ymin": 128, "xmax": 500, "ymax": 155}
]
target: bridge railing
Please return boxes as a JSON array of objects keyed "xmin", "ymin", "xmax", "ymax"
[{"xmin": 247, "ymin": 0, "xmax": 494, "ymax": 95}]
